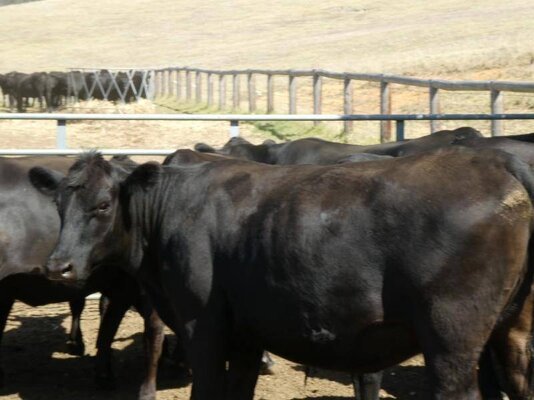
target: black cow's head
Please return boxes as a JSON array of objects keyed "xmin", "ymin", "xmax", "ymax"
[
  {"xmin": 194, "ymin": 137, "xmax": 276, "ymax": 163},
  {"xmin": 29, "ymin": 152, "xmax": 145, "ymax": 286}
]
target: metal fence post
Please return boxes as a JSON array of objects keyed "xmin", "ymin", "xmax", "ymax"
[
  {"xmin": 230, "ymin": 120, "xmax": 240, "ymax": 137},
  {"xmin": 491, "ymin": 89, "xmax": 504, "ymax": 136},
  {"xmin": 343, "ymin": 78, "xmax": 353, "ymax": 134},
  {"xmin": 56, "ymin": 119, "xmax": 67, "ymax": 149},
  {"xmin": 313, "ymin": 73, "xmax": 322, "ymax": 126},
  {"xmin": 429, "ymin": 86, "xmax": 440, "ymax": 133},
  {"xmin": 380, "ymin": 81, "xmax": 391, "ymax": 142},
  {"xmin": 396, "ymin": 120, "xmax": 405, "ymax": 141}
]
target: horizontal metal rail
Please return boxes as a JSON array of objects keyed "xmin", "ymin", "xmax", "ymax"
[
  {"xmin": 2, "ymin": 113, "xmax": 534, "ymax": 121},
  {"xmin": 0, "ymin": 149, "xmax": 176, "ymax": 156},
  {"xmin": 0, "ymin": 113, "xmax": 533, "ymax": 155}
]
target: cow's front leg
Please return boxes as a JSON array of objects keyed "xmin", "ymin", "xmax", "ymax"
[
  {"xmin": 0, "ymin": 297, "xmax": 14, "ymax": 387},
  {"xmin": 138, "ymin": 309, "xmax": 165, "ymax": 400},
  {"xmin": 94, "ymin": 296, "xmax": 130, "ymax": 390},
  {"xmin": 226, "ymin": 346, "xmax": 263, "ymax": 400},
  {"xmin": 66, "ymin": 297, "xmax": 86, "ymax": 356}
]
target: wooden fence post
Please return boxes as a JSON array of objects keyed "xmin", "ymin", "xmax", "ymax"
[
  {"xmin": 248, "ymin": 73, "xmax": 256, "ymax": 112},
  {"xmin": 380, "ymin": 81, "xmax": 392, "ymax": 142},
  {"xmin": 195, "ymin": 71, "xmax": 202, "ymax": 103},
  {"xmin": 207, "ymin": 73, "xmax": 214, "ymax": 107},
  {"xmin": 429, "ymin": 86, "xmax": 440, "ymax": 133},
  {"xmin": 289, "ymin": 75, "xmax": 297, "ymax": 114},
  {"xmin": 175, "ymin": 70, "xmax": 181, "ymax": 100},
  {"xmin": 343, "ymin": 78, "xmax": 353, "ymax": 135},
  {"xmin": 313, "ymin": 73, "xmax": 322, "ymax": 126},
  {"xmin": 491, "ymin": 89, "xmax": 504, "ymax": 136},
  {"xmin": 165, "ymin": 69, "xmax": 170, "ymax": 96},
  {"xmin": 166, "ymin": 69, "xmax": 172, "ymax": 97},
  {"xmin": 233, "ymin": 74, "xmax": 240, "ymax": 110},
  {"xmin": 267, "ymin": 74, "xmax": 274, "ymax": 113},
  {"xmin": 186, "ymin": 70, "xmax": 192, "ymax": 101},
  {"xmin": 219, "ymin": 74, "xmax": 226, "ymax": 109}
]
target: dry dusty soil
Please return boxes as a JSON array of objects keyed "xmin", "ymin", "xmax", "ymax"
[{"xmin": 0, "ymin": 301, "xmax": 427, "ymax": 400}]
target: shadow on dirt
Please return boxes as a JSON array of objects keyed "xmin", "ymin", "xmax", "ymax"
[
  {"xmin": 0, "ymin": 313, "xmax": 189, "ymax": 400},
  {"xmin": 291, "ymin": 363, "xmax": 428, "ymax": 400}
]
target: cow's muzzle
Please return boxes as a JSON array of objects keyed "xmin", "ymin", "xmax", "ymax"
[{"xmin": 45, "ymin": 259, "xmax": 77, "ymax": 281}]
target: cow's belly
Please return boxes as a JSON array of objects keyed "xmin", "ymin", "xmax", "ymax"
[
  {"xmin": 261, "ymin": 321, "xmax": 419, "ymax": 372},
  {"xmin": 227, "ymin": 275, "xmax": 418, "ymax": 372}
]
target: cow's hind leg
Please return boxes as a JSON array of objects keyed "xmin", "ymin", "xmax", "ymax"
[
  {"xmin": 487, "ymin": 292, "xmax": 534, "ymax": 400},
  {"xmin": 0, "ymin": 297, "xmax": 14, "ymax": 388},
  {"xmin": 478, "ymin": 346, "xmax": 504, "ymax": 400},
  {"xmin": 67, "ymin": 297, "xmax": 85, "ymax": 355},
  {"xmin": 352, "ymin": 372, "xmax": 383, "ymax": 400}
]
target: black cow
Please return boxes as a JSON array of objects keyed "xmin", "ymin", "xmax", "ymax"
[
  {"xmin": 453, "ymin": 136, "xmax": 534, "ymax": 166},
  {"xmin": 0, "ymin": 72, "xmax": 26, "ymax": 111},
  {"xmin": 31, "ymin": 149, "xmax": 534, "ymax": 400},
  {"xmin": 0, "ymin": 74, "xmax": 7, "ymax": 107},
  {"xmin": 0, "ymin": 156, "xmax": 164, "ymax": 400},
  {"xmin": 194, "ymin": 127, "xmax": 482, "ymax": 164},
  {"xmin": 15, "ymin": 72, "xmax": 50, "ymax": 112},
  {"xmin": 46, "ymin": 72, "xmax": 69, "ymax": 108}
]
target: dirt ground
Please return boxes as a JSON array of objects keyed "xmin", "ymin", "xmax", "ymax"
[{"xmin": 0, "ymin": 301, "xmax": 428, "ymax": 400}]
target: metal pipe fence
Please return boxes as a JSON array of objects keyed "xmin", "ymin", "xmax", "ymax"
[{"xmin": 0, "ymin": 113, "xmax": 533, "ymax": 155}]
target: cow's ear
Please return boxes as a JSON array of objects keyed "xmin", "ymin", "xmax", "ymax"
[
  {"xmin": 29, "ymin": 167, "xmax": 64, "ymax": 197},
  {"xmin": 124, "ymin": 162, "xmax": 162, "ymax": 191},
  {"xmin": 194, "ymin": 143, "xmax": 216, "ymax": 153},
  {"xmin": 263, "ymin": 139, "xmax": 276, "ymax": 146}
]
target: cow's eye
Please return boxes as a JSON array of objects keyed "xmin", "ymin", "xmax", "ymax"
[{"xmin": 97, "ymin": 202, "xmax": 111, "ymax": 213}]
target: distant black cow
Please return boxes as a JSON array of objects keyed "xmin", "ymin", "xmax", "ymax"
[
  {"xmin": 0, "ymin": 156, "xmax": 164, "ymax": 400},
  {"xmin": 195, "ymin": 127, "xmax": 482, "ymax": 164},
  {"xmin": 0, "ymin": 72, "xmax": 25, "ymax": 111},
  {"xmin": 32, "ymin": 149, "xmax": 534, "ymax": 399},
  {"xmin": 15, "ymin": 72, "xmax": 50, "ymax": 112},
  {"xmin": 46, "ymin": 72, "xmax": 69, "ymax": 108}
]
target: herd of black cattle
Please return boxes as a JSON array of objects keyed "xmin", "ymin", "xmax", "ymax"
[
  {"xmin": 2, "ymin": 126, "xmax": 534, "ymax": 400},
  {"xmin": 0, "ymin": 70, "xmax": 147, "ymax": 112}
]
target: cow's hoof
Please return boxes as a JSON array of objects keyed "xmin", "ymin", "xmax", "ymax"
[
  {"xmin": 260, "ymin": 361, "xmax": 275, "ymax": 375},
  {"xmin": 138, "ymin": 384, "xmax": 156, "ymax": 400},
  {"xmin": 66, "ymin": 339, "xmax": 85, "ymax": 356},
  {"xmin": 95, "ymin": 373, "xmax": 116, "ymax": 391}
]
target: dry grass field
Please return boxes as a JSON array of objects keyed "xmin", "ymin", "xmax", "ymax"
[
  {"xmin": 1, "ymin": 0, "xmax": 534, "ymax": 141},
  {"xmin": 0, "ymin": 0, "xmax": 533, "ymax": 79}
]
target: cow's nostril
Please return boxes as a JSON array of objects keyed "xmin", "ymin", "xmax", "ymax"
[{"xmin": 61, "ymin": 264, "xmax": 74, "ymax": 278}]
